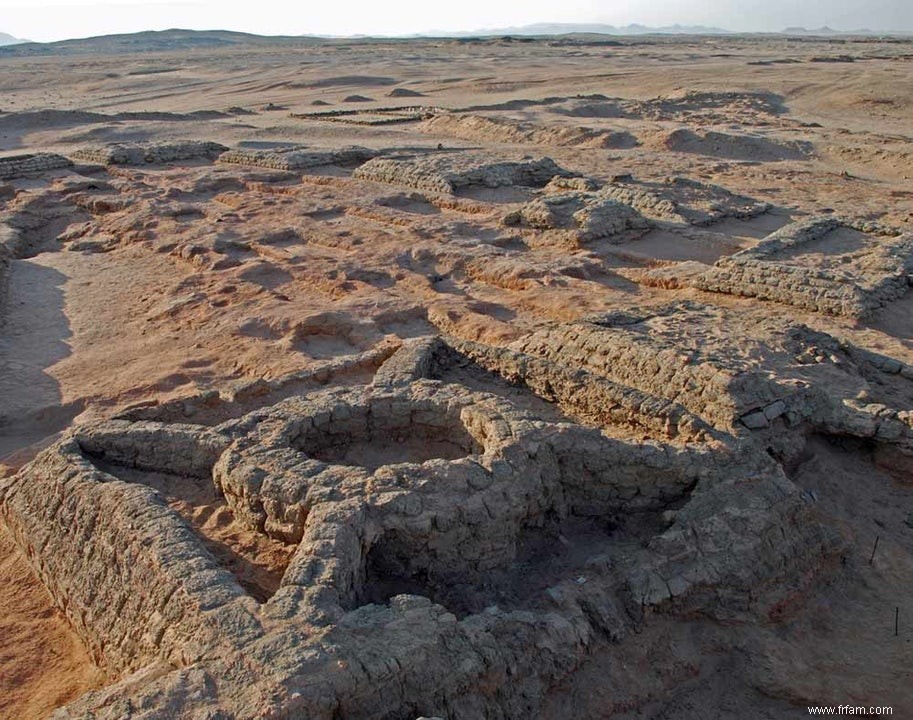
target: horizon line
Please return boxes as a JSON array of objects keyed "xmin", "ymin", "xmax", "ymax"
[{"xmin": 4, "ymin": 22, "xmax": 913, "ymax": 46}]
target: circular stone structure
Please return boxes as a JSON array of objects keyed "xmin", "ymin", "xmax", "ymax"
[
  {"xmin": 291, "ymin": 393, "xmax": 484, "ymax": 469},
  {"xmin": 211, "ymin": 381, "xmax": 538, "ymax": 547},
  {"xmin": 0, "ymin": 371, "xmax": 836, "ymax": 719}
]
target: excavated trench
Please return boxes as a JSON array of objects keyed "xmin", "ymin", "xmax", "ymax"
[{"xmin": 355, "ymin": 506, "xmax": 685, "ymax": 618}]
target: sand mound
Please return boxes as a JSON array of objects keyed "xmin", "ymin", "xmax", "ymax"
[
  {"xmin": 550, "ymin": 100, "xmax": 631, "ymax": 119},
  {"xmin": 550, "ymin": 91, "xmax": 786, "ymax": 123},
  {"xmin": 652, "ymin": 128, "xmax": 814, "ymax": 161},
  {"xmin": 0, "ymin": 528, "xmax": 105, "ymax": 719},
  {"xmin": 0, "ymin": 109, "xmax": 110, "ymax": 131},
  {"xmin": 0, "ymin": 108, "xmax": 228, "ymax": 133},
  {"xmin": 387, "ymin": 87, "xmax": 425, "ymax": 98}
]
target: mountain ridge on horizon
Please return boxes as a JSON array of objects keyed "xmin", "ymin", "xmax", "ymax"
[
  {"xmin": 0, "ymin": 31, "xmax": 27, "ymax": 46},
  {"xmin": 0, "ymin": 23, "xmax": 911, "ymax": 56},
  {"xmin": 414, "ymin": 22, "xmax": 736, "ymax": 37},
  {"xmin": 419, "ymin": 21, "xmax": 911, "ymax": 38}
]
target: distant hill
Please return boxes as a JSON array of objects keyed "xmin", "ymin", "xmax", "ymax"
[
  {"xmin": 0, "ymin": 32, "xmax": 27, "ymax": 46},
  {"xmin": 2, "ymin": 25, "xmax": 911, "ymax": 58},
  {"xmin": 449, "ymin": 23, "xmax": 913, "ymax": 38},
  {"xmin": 0, "ymin": 28, "xmax": 323, "ymax": 56},
  {"xmin": 0, "ymin": 25, "xmax": 739, "ymax": 57},
  {"xmin": 781, "ymin": 26, "xmax": 913, "ymax": 37}
]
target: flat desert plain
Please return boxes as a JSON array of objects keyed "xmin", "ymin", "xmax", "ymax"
[{"xmin": 0, "ymin": 31, "xmax": 912, "ymax": 719}]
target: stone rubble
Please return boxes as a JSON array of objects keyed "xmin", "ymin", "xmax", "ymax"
[
  {"xmin": 217, "ymin": 145, "xmax": 379, "ymax": 170},
  {"xmin": 290, "ymin": 105, "xmax": 445, "ymax": 126},
  {"xmin": 599, "ymin": 175, "xmax": 771, "ymax": 226},
  {"xmin": 503, "ymin": 190, "xmax": 652, "ymax": 244},
  {"xmin": 353, "ymin": 153, "xmax": 573, "ymax": 194}
]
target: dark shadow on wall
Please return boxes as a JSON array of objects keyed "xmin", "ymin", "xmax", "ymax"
[{"xmin": 869, "ymin": 290, "xmax": 913, "ymax": 350}]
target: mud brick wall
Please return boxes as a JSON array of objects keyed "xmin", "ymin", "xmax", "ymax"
[
  {"xmin": 0, "ymin": 153, "xmax": 72, "ymax": 180},
  {"xmin": 693, "ymin": 218, "xmax": 913, "ymax": 318},
  {"xmin": 71, "ymin": 141, "xmax": 226, "ymax": 166},
  {"xmin": 694, "ymin": 261, "xmax": 875, "ymax": 316},
  {"xmin": 218, "ymin": 146, "xmax": 376, "ymax": 171},
  {"xmin": 0, "ymin": 438, "xmax": 259, "ymax": 674},
  {"xmin": 354, "ymin": 157, "xmax": 459, "ymax": 193},
  {"xmin": 441, "ymin": 338, "xmax": 717, "ymax": 441},
  {"xmin": 511, "ymin": 323, "xmax": 790, "ymax": 431}
]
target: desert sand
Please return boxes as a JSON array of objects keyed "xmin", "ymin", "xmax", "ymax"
[{"xmin": 0, "ymin": 30, "xmax": 911, "ymax": 719}]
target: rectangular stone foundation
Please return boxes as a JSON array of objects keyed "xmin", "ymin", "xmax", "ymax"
[
  {"xmin": 693, "ymin": 217, "xmax": 913, "ymax": 318},
  {"xmin": 0, "ymin": 152, "xmax": 72, "ymax": 179}
]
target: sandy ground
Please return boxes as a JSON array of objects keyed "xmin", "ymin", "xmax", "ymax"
[
  {"xmin": 89, "ymin": 460, "xmax": 296, "ymax": 602},
  {"xmin": 0, "ymin": 528, "xmax": 106, "ymax": 718},
  {"xmin": 0, "ymin": 32, "xmax": 911, "ymax": 718}
]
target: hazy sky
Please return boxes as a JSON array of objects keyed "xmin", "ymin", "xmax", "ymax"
[{"xmin": 2, "ymin": 0, "xmax": 910, "ymax": 43}]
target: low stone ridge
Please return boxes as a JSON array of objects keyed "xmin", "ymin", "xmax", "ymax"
[
  {"xmin": 435, "ymin": 337, "xmax": 719, "ymax": 442},
  {"xmin": 421, "ymin": 113, "xmax": 639, "ymax": 149},
  {"xmin": 507, "ymin": 303, "xmax": 913, "ymax": 459},
  {"xmin": 544, "ymin": 175, "xmax": 601, "ymax": 192},
  {"xmin": 353, "ymin": 152, "xmax": 573, "ymax": 194},
  {"xmin": 291, "ymin": 105, "xmax": 445, "ymax": 126},
  {"xmin": 70, "ymin": 141, "xmax": 227, "ymax": 166},
  {"xmin": 217, "ymin": 145, "xmax": 378, "ymax": 170},
  {"xmin": 372, "ymin": 335, "xmax": 716, "ymax": 442},
  {"xmin": 503, "ymin": 190, "xmax": 652, "ymax": 244},
  {"xmin": 689, "ymin": 217, "xmax": 913, "ymax": 318},
  {"xmin": 463, "ymin": 252, "xmax": 614, "ymax": 292},
  {"xmin": 660, "ymin": 127, "xmax": 814, "ymax": 161},
  {"xmin": 1, "ymin": 343, "xmax": 838, "ymax": 718},
  {"xmin": 0, "ymin": 152, "xmax": 72, "ymax": 179},
  {"xmin": 600, "ymin": 175, "xmax": 771, "ymax": 226}
]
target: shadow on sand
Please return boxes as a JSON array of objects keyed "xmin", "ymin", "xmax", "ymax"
[{"xmin": 0, "ymin": 259, "xmax": 81, "ymax": 464}]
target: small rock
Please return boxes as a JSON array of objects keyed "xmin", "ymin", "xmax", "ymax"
[
  {"xmin": 763, "ymin": 400, "xmax": 787, "ymax": 420},
  {"xmin": 740, "ymin": 410, "xmax": 770, "ymax": 429}
]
